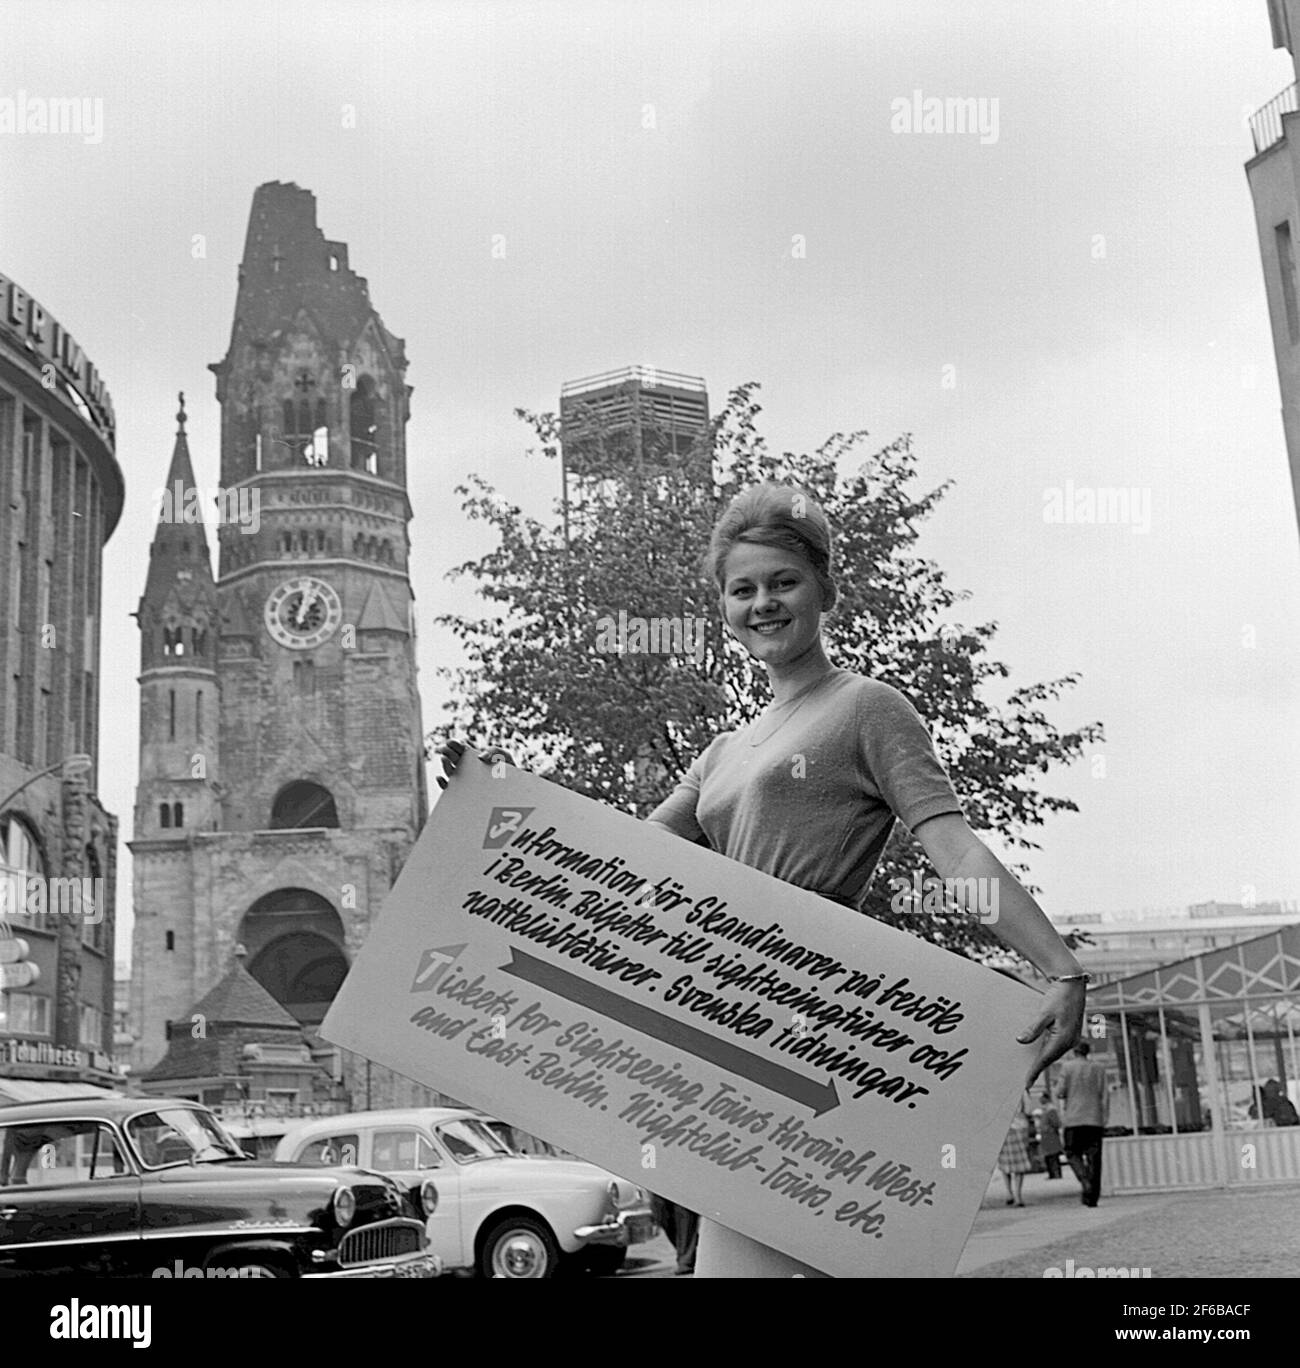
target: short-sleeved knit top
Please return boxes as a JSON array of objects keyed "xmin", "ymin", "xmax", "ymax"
[{"xmin": 646, "ymin": 668, "xmax": 963, "ymax": 909}]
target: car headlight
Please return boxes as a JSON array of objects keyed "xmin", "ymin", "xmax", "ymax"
[
  {"xmin": 332, "ymin": 1186, "xmax": 356, "ymax": 1229},
  {"xmin": 419, "ymin": 1178, "xmax": 439, "ymax": 1218}
]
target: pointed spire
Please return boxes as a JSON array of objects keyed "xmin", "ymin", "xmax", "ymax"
[{"xmin": 138, "ymin": 394, "xmax": 217, "ymax": 668}]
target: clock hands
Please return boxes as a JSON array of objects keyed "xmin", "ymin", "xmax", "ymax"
[{"xmin": 293, "ymin": 588, "xmax": 319, "ymax": 628}]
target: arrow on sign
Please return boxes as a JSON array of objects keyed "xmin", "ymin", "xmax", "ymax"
[
  {"xmin": 0, "ymin": 962, "xmax": 38, "ymax": 990},
  {"xmin": 499, "ymin": 949, "xmax": 841, "ymax": 1116}
]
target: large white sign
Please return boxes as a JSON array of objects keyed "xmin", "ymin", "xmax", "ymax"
[{"xmin": 322, "ymin": 752, "xmax": 1039, "ymax": 1277}]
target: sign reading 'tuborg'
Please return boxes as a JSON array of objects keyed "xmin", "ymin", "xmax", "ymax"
[{"xmin": 321, "ymin": 751, "xmax": 1039, "ymax": 1277}]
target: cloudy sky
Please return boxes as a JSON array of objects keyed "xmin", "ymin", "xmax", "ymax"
[{"xmin": 4, "ymin": 0, "xmax": 1298, "ymax": 970}]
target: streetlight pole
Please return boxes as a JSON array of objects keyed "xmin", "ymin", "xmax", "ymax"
[{"xmin": 0, "ymin": 753, "xmax": 92, "ymax": 819}]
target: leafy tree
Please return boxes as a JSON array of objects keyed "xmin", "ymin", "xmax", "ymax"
[{"xmin": 432, "ymin": 382, "xmax": 1103, "ymax": 963}]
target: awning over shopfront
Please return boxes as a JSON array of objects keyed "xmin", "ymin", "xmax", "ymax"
[{"xmin": 0, "ymin": 1078, "xmax": 123, "ymax": 1107}]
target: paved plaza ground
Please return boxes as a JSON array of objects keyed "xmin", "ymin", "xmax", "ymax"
[{"xmin": 621, "ymin": 1171, "xmax": 1300, "ymax": 1278}]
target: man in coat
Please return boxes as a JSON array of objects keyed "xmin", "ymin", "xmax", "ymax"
[{"xmin": 1056, "ymin": 1041, "xmax": 1109, "ymax": 1207}]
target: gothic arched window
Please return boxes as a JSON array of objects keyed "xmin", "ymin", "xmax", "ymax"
[
  {"xmin": 159, "ymin": 803, "xmax": 171, "ymax": 829},
  {"xmin": 350, "ymin": 376, "xmax": 379, "ymax": 475},
  {"xmin": 0, "ymin": 815, "xmax": 44, "ymax": 928},
  {"xmin": 270, "ymin": 780, "xmax": 339, "ymax": 830}
]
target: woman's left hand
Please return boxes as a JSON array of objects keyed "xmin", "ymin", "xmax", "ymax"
[{"xmin": 1017, "ymin": 979, "xmax": 1087, "ymax": 1089}]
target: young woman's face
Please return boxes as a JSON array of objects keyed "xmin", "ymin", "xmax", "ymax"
[{"xmin": 719, "ymin": 541, "xmax": 827, "ymax": 665}]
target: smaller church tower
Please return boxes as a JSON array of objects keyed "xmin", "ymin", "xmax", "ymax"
[{"xmin": 129, "ymin": 396, "xmax": 221, "ymax": 1058}]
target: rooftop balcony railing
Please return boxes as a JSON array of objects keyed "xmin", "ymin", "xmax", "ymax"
[
  {"xmin": 1250, "ymin": 81, "xmax": 1298, "ymax": 156},
  {"xmin": 561, "ymin": 365, "xmax": 706, "ymax": 398}
]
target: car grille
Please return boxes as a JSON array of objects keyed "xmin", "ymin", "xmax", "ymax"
[{"xmin": 338, "ymin": 1218, "xmax": 425, "ymax": 1268}]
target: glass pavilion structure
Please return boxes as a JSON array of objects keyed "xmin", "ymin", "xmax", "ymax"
[{"xmin": 1081, "ymin": 923, "xmax": 1300, "ymax": 1193}]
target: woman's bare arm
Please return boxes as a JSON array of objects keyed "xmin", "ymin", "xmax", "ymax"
[{"xmin": 914, "ymin": 812, "xmax": 1086, "ymax": 1086}]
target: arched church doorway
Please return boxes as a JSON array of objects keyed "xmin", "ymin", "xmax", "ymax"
[{"xmin": 239, "ymin": 888, "xmax": 349, "ymax": 1027}]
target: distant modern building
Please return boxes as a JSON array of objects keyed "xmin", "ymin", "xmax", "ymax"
[
  {"xmin": 559, "ymin": 365, "xmax": 709, "ymax": 483},
  {"xmin": 1246, "ymin": 0, "xmax": 1300, "ymax": 539},
  {"xmin": 1052, "ymin": 901, "xmax": 1300, "ymax": 984},
  {"xmin": 0, "ymin": 268, "xmax": 122, "ymax": 1092}
]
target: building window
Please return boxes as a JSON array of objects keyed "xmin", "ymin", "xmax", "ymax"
[
  {"xmin": 306, "ymin": 425, "xmax": 329, "ymax": 467},
  {"xmin": 159, "ymin": 803, "xmax": 171, "ymax": 829},
  {"xmin": 350, "ymin": 376, "xmax": 379, "ymax": 473},
  {"xmin": 0, "ymin": 815, "xmax": 43, "ymax": 929},
  {"xmin": 82, "ymin": 846, "xmax": 103, "ymax": 950},
  {"xmin": 255, "ymin": 432, "xmax": 263, "ymax": 472},
  {"xmin": 270, "ymin": 780, "xmax": 339, "ymax": 829},
  {"xmin": 1, "ymin": 991, "xmax": 51, "ymax": 1036},
  {"xmin": 196, "ymin": 689, "xmax": 203, "ymax": 739},
  {"xmin": 1278, "ymin": 221, "xmax": 1300, "ymax": 345},
  {"xmin": 165, "ymin": 930, "xmax": 175, "ymax": 951},
  {"xmin": 169, "ymin": 689, "xmax": 176, "ymax": 740},
  {"xmin": 172, "ymin": 802, "xmax": 184, "ymax": 828},
  {"xmin": 79, "ymin": 1004, "xmax": 104, "ymax": 1049},
  {"xmin": 193, "ymin": 628, "xmax": 207, "ymax": 657}
]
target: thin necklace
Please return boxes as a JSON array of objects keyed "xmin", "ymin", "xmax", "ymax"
[{"xmin": 747, "ymin": 668, "xmax": 838, "ymax": 747}]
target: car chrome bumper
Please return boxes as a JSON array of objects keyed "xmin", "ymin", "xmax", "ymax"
[
  {"xmin": 304, "ymin": 1252, "xmax": 442, "ymax": 1279},
  {"xmin": 573, "ymin": 1207, "xmax": 657, "ymax": 1247}
]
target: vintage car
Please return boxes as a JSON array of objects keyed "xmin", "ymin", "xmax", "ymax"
[
  {"xmin": 0, "ymin": 1096, "xmax": 440, "ymax": 1278},
  {"xmin": 275, "ymin": 1107, "xmax": 656, "ymax": 1278}
]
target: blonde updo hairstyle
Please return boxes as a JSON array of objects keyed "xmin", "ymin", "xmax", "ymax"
[{"xmin": 706, "ymin": 482, "xmax": 837, "ymax": 614}]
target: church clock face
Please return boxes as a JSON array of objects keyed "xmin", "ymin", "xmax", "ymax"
[{"xmin": 264, "ymin": 576, "xmax": 343, "ymax": 650}]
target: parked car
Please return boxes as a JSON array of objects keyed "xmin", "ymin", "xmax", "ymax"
[
  {"xmin": 275, "ymin": 1107, "xmax": 656, "ymax": 1278},
  {"xmin": 0, "ymin": 1096, "xmax": 440, "ymax": 1278},
  {"xmin": 221, "ymin": 1115, "xmax": 294, "ymax": 1162}
]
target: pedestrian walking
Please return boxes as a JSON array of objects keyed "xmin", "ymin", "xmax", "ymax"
[
  {"xmin": 996, "ymin": 1100, "xmax": 1033, "ymax": 1206},
  {"xmin": 649, "ymin": 1194, "xmax": 699, "ymax": 1275},
  {"xmin": 1057, "ymin": 1040, "xmax": 1108, "ymax": 1207},
  {"xmin": 1036, "ymin": 1092, "xmax": 1064, "ymax": 1179}
]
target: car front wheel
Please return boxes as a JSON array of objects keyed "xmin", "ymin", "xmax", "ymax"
[{"xmin": 478, "ymin": 1215, "xmax": 561, "ymax": 1279}]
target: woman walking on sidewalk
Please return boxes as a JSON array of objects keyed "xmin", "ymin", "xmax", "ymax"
[{"xmin": 997, "ymin": 1100, "xmax": 1034, "ymax": 1206}]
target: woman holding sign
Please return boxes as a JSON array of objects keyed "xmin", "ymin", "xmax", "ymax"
[
  {"xmin": 643, "ymin": 483, "xmax": 1087, "ymax": 1277},
  {"xmin": 440, "ymin": 482, "xmax": 1088, "ymax": 1278}
]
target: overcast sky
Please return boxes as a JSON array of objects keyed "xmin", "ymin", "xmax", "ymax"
[{"xmin": 4, "ymin": 0, "xmax": 1298, "ymax": 972}]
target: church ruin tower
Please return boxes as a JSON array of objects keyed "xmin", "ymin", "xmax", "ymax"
[{"xmin": 131, "ymin": 184, "xmax": 429, "ymax": 1107}]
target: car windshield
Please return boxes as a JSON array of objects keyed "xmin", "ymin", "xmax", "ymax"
[
  {"xmin": 127, "ymin": 1107, "xmax": 246, "ymax": 1168},
  {"xmin": 436, "ymin": 1118, "xmax": 515, "ymax": 1164}
]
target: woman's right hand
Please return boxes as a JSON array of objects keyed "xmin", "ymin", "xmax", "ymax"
[
  {"xmin": 434, "ymin": 738, "xmax": 517, "ymax": 790},
  {"xmin": 434, "ymin": 738, "xmax": 467, "ymax": 791}
]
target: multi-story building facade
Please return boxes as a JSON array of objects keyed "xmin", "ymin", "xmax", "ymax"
[
  {"xmin": 0, "ymin": 269, "xmax": 122, "ymax": 1090},
  {"xmin": 130, "ymin": 183, "xmax": 431, "ymax": 1108},
  {"xmin": 1247, "ymin": 0, "xmax": 1300, "ymax": 538},
  {"xmin": 1051, "ymin": 900, "xmax": 1300, "ymax": 984}
]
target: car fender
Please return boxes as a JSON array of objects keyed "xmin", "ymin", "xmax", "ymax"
[
  {"xmin": 471, "ymin": 1203, "xmax": 578, "ymax": 1257},
  {"xmin": 199, "ymin": 1238, "xmax": 304, "ymax": 1274}
]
